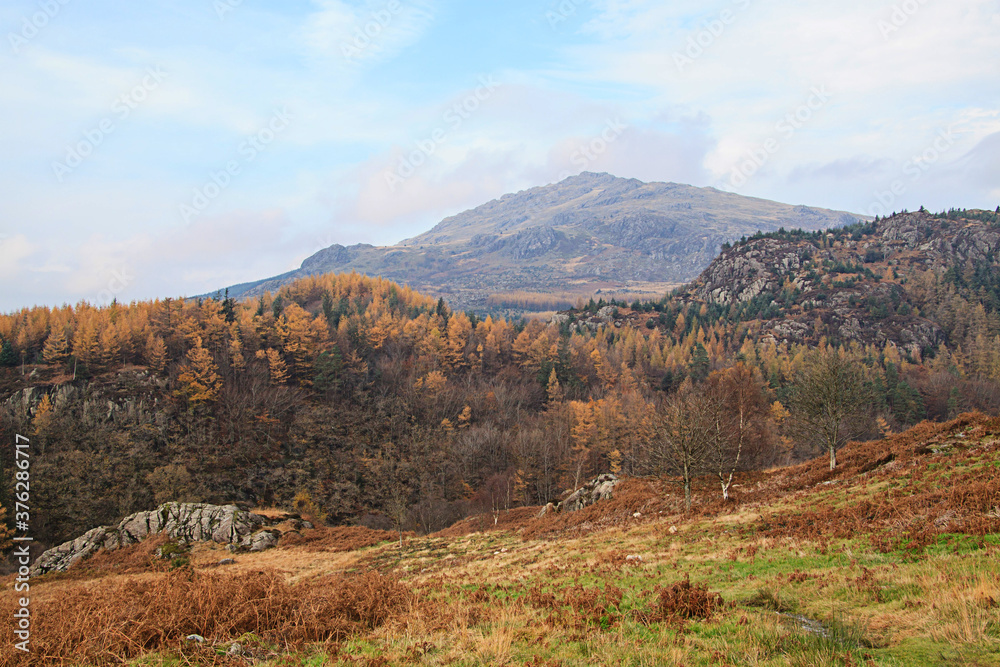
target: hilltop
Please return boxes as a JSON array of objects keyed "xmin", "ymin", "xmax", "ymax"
[
  {"xmin": 684, "ymin": 209, "xmax": 1000, "ymax": 354},
  {"xmin": 222, "ymin": 172, "xmax": 863, "ymax": 313},
  {"xmin": 562, "ymin": 209, "xmax": 1000, "ymax": 357}
]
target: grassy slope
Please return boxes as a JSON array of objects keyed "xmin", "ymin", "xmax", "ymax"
[{"xmin": 4, "ymin": 415, "xmax": 1000, "ymax": 666}]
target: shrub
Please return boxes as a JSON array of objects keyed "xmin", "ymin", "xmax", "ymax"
[{"xmin": 651, "ymin": 575, "xmax": 724, "ymax": 622}]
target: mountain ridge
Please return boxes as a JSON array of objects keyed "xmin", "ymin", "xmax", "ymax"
[{"xmin": 221, "ymin": 172, "xmax": 865, "ymax": 313}]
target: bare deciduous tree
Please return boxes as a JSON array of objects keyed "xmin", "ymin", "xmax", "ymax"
[
  {"xmin": 651, "ymin": 381, "xmax": 712, "ymax": 511},
  {"xmin": 704, "ymin": 363, "xmax": 773, "ymax": 500},
  {"xmin": 789, "ymin": 348, "xmax": 875, "ymax": 470}
]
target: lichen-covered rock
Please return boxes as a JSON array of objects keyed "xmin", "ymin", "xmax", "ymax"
[
  {"xmin": 555, "ymin": 474, "xmax": 621, "ymax": 513},
  {"xmin": 31, "ymin": 502, "xmax": 275, "ymax": 575}
]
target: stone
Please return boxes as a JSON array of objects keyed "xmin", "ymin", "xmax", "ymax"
[
  {"xmin": 553, "ymin": 473, "xmax": 620, "ymax": 513},
  {"xmin": 31, "ymin": 502, "xmax": 275, "ymax": 575},
  {"xmin": 248, "ymin": 530, "xmax": 279, "ymax": 552},
  {"xmin": 186, "ymin": 635, "xmax": 205, "ymax": 643},
  {"xmin": 218, "ymin": 558, "xmax": 236, "ymax": 566},
  {"xmin": 597, "ymin": 306, "xmax": 618, "ymax": 321},
  {"xmin": 536, "ymin": 503, "xmax": 555, "ymax": 518}
]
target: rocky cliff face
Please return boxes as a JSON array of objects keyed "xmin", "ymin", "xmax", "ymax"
[
  {"xmin": 219, "ymin": 172, "xmax": 863, "ymax": 313},
  {"xmin": 682, "ymin": 211, "xmax": 1000, "ymax": 355}
]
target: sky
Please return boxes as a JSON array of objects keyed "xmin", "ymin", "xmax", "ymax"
[{"xmin": 1, "ymin": 0, "xmax": 998, "ymax": 311}]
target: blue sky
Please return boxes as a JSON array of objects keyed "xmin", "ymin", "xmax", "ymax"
[{"xmin": 2, "ymin": 0, "xmax": 999, "ymax": 310}]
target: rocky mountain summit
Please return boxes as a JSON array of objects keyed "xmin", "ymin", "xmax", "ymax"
[
  {"xmin": 682, "ymin": 210, "xmax": 1000, "ymax": 355},
  {"xmin": 222, "ymin": 173, "xmax": 862, "ymax": 313}
]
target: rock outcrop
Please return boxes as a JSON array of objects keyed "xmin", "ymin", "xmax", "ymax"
[
  {"xmin": 537, "ymin": 474, "xmax": 621, "ymax": 516},
  {"xmin": 31, "ymin": 502, "xmax": 287, "ymax": 575}
]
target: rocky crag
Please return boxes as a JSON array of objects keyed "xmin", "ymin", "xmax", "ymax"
[
  {"xmin": 676, "ymin": 210, "xmax": 1000, "ymax": 355},
  {"xmin": 537, "ymin": 473, "xmax": 621, "ymax": 516}
]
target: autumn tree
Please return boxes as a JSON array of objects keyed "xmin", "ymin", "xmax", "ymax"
[
  {"xmin": 789, "ymin": 347, "xmax": 875, "ymax": 470},
  {"xmin": 176, "ymin": 337, "xmax": 222, "ymax": 406},
  {"xmin": 281, "ymin": 303, "xmax": 327, "ymax": 376},
  {"xmin": 145, "ymin": 334, "xmax": 167, "ymax": 373},
  {"xmin": 368, "ymin": 453, "xmax": 412, "ymax": 547},
  {"xmin": 704, "ymin": 363, "xmax": 773, "ymax": 500},
  {"xmin": 72, "ymin": 318, "xmax": 101, "ymax": 373},
  {"xmin": 445, "ymin": 312, "xmax": 473, "ymax": 369},
  {"xmin": 256, "ymin": 348, "xmax": 289, "ymax": 386},
  {"xmin": 98, "ymin": 324, "xmax": 122, "ymax": 370},
  {"xmin": 228, "ymin": 334, "xmax": 246, "ymax": 372},
  {"xmin": 42, "ymin": 327, "xmax": 70, "ymax": 366},
  {"xmin": 546, "ymin": 368, "xmax": 564, "ymax": 404},
  {"xmin": 32, "ymin": 394, "xmax": 55, "ymax": 437},
  {"xmin": 568, "ymin": 400, "xmax": 597, "ymax": 489}
]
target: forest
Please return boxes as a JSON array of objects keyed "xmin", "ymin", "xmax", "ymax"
[{"xmin": 3, "ymin": 259, "xmax": 1000, "ymax": 549}]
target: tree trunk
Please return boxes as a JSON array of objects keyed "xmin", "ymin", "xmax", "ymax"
[
  {"xmin": 829, "ymin": 445, "xmax": 837, "ymax": 470},
  {"xmin": 683, "ymin": 462, "xmax": 692, "ymax": 511}
]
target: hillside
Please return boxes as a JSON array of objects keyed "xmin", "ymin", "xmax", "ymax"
[
  {"xmin": 223, "ymin": 172, "xmax": 864, "ymax": 313},
  {"xmin": 4, "ymin": 413, "xmax": 999, "ymax": 665},
  {"xmin": 6, "ymin": 207, "xmax": 1000, "ymax": 552}
]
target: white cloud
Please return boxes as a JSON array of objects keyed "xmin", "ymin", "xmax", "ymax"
[
  {"xmin": 300, "ymin": 0, "xmax": 437, "ymax": 69},
  {"xmin": 0, "ymin": 235, "xmax": 35, "ymax": 281}
]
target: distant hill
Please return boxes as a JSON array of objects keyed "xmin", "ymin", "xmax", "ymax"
[{"xmin": 221, "ymin": 172, "xmax": 864, "ymax": 313}]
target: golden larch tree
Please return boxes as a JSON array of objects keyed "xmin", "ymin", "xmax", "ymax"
[
  {"xmin": 177, "ymin": 337, "xmax": 222, "ymax": 405},
  {"xmin": 256, "ymin": 348, "xmax": 289, "ymax": 386},
  {"xmin": 146, "ymin": 334, "xmax": 167, "ymax": 373},
  {"xmin": 42, "ymin": 326, "xmax": 70, "ymax": 366}
]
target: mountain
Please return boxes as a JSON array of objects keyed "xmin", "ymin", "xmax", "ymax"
[{"xmin": 222, "ymin": 172, "xmax": 864, "ymax": 313}]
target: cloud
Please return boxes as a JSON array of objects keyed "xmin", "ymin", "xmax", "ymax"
[
  {"xmin": 556, "ymin": 0, "xmax": 1000, "ymax": 188},
  {"xmin": 0, "ymin": 235, "xmax": 35, "ymax": 281},
  {"xmin": 788, "ymin": 156, "xmax": 896, "ymax": 183},
  {"xmin": 300, "ymin": 0, "xmax": 437, "ymax": 69},
  {"xmin": 0, "ymin": 210, "xmax": 304, "ymax": 310},
  {"xmin": 956, "ymin": 132, "xmax": 1000, "ymax": 197},
  {"xmin": 328, "ymin": 91, "xmax": 716, "ymax": 239},
  {"xmin": 2, "ymin": 0, "xmax": 998, "ymax": 311}
]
